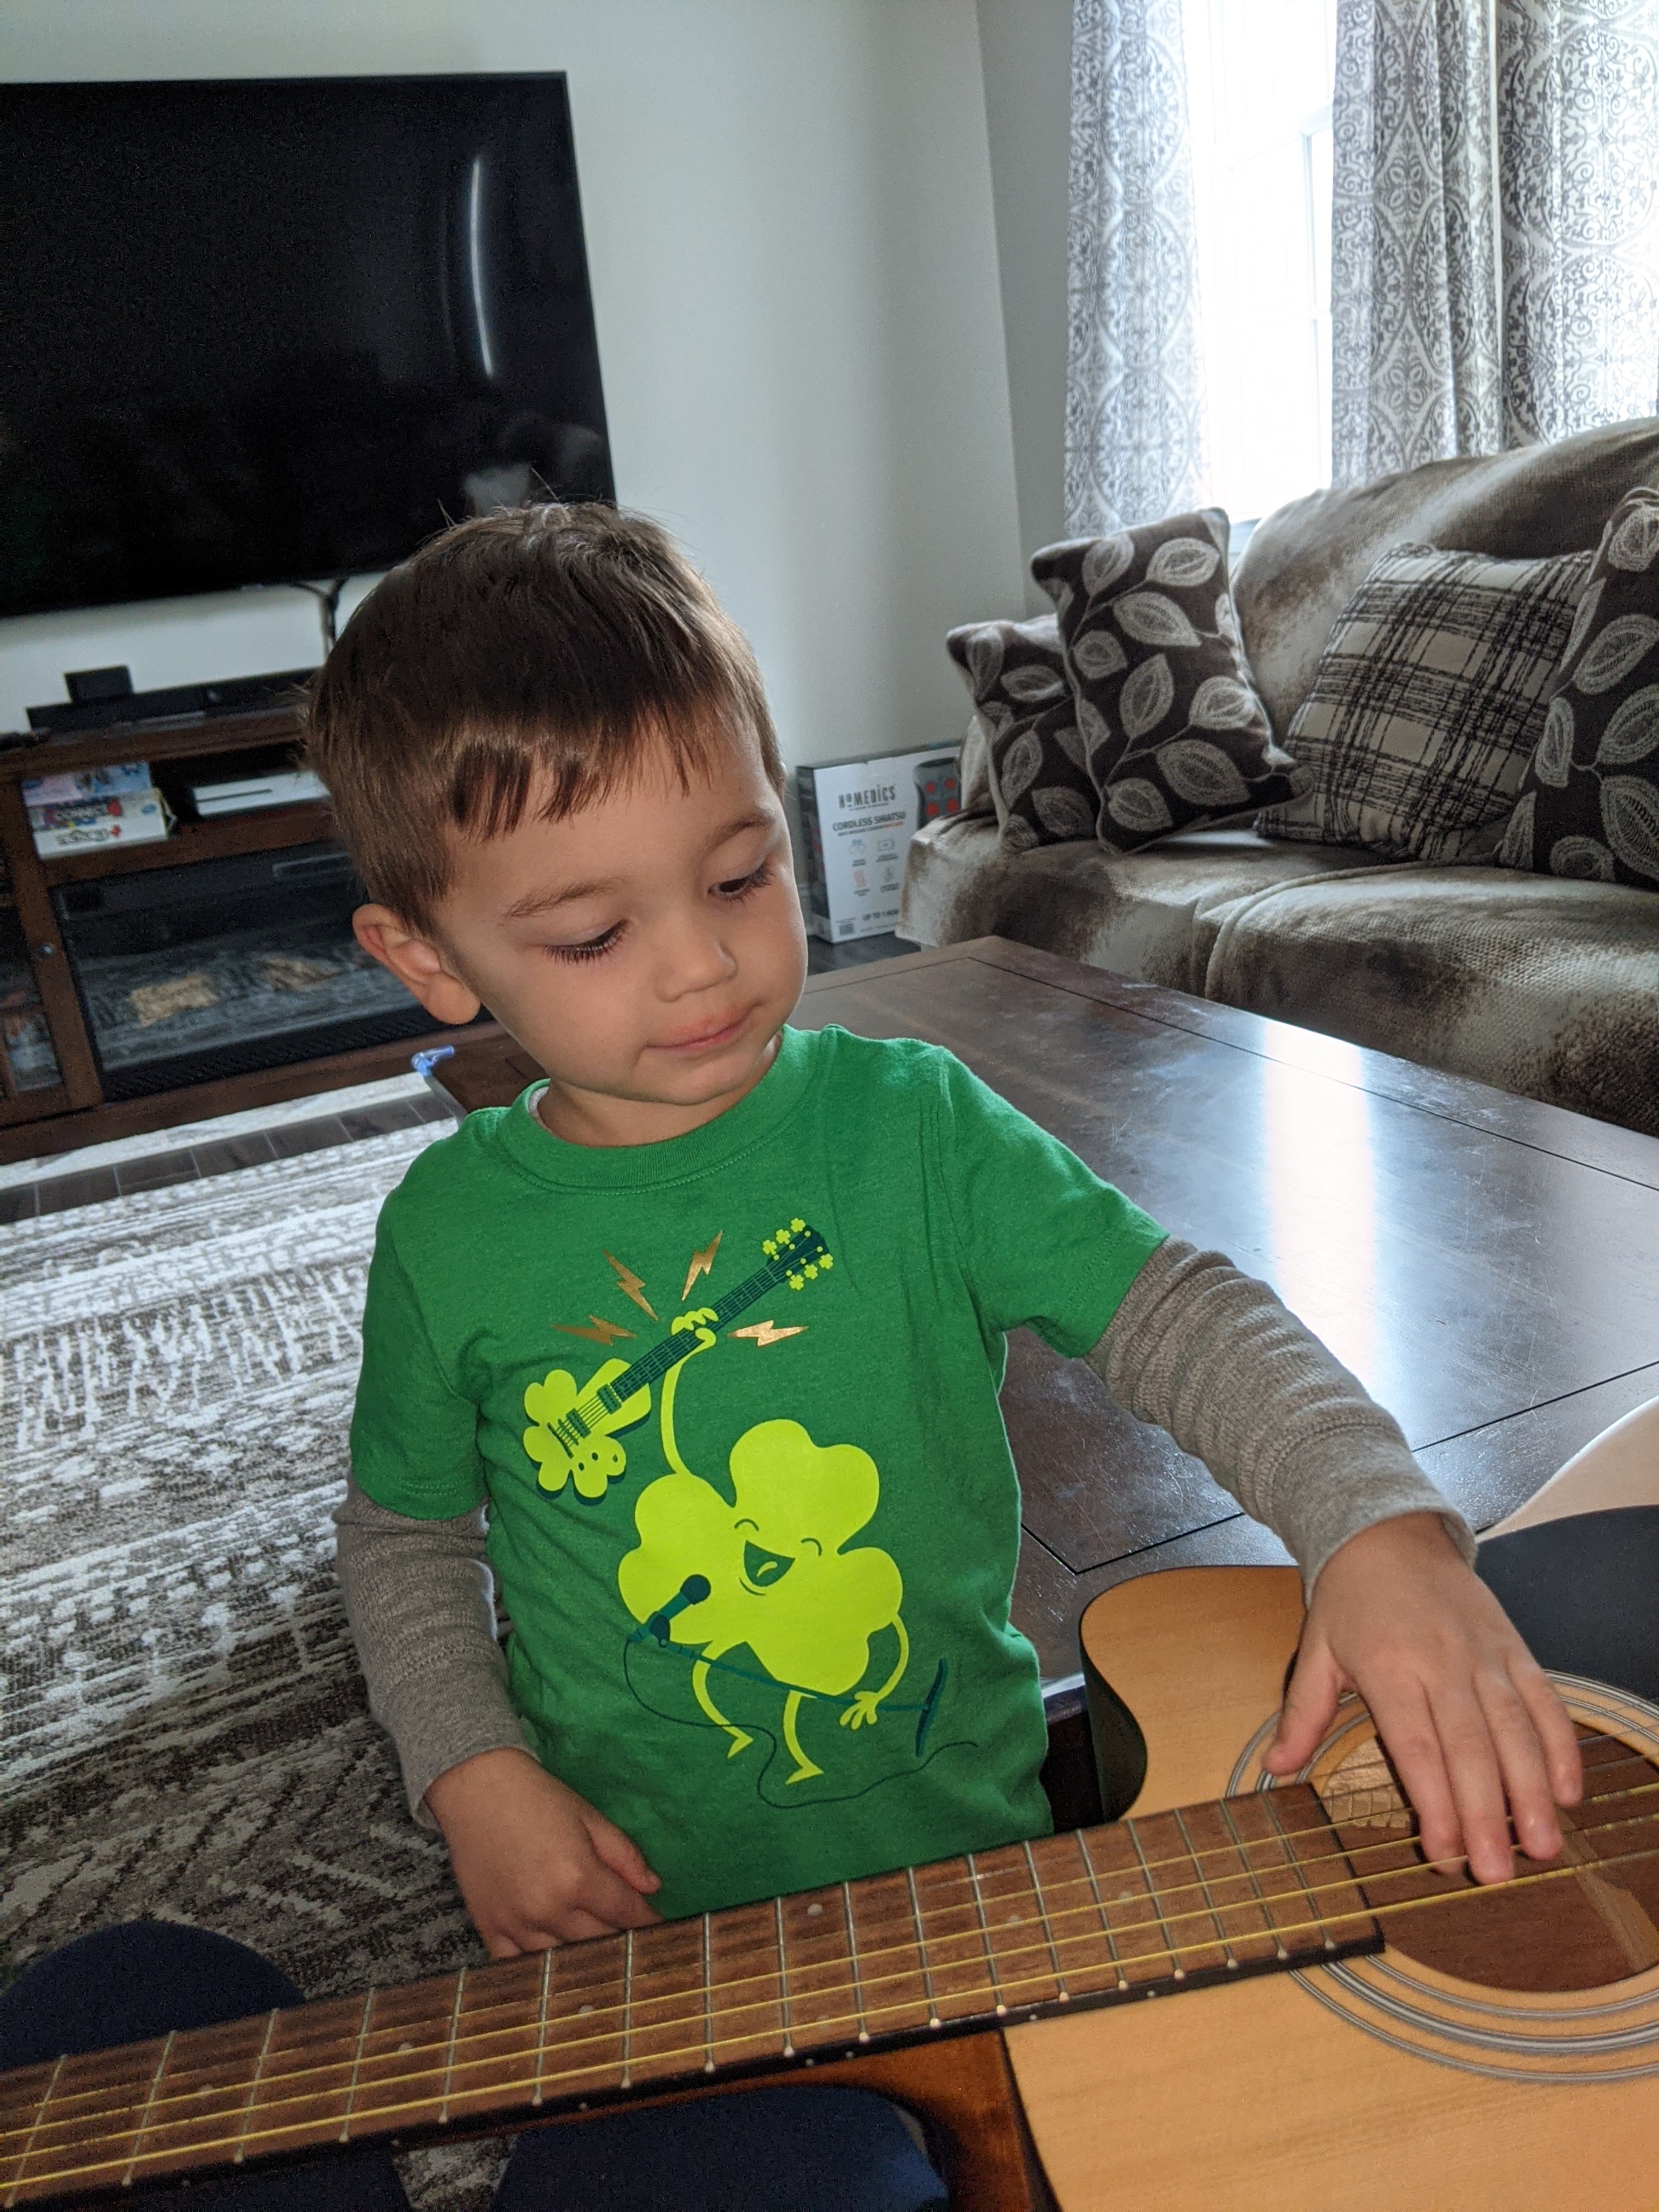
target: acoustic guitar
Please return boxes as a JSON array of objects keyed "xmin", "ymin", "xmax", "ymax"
[
  {"xmin": 3, "ymin": 1529, "xmax": 1655, "ymax": 2203},
  {"xmin": 1016, "ymin": 1552, "xmax": 1659, "ymax": 2210}
]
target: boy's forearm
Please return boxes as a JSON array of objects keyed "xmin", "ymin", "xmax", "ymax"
[
  {"xmin": 334, "ymin": 1474, "xmax": 531, "ymax": 1827},
  {"xmin": 1091, "ymin": 1238, "xmax": 1474, "ymax": 1590}
]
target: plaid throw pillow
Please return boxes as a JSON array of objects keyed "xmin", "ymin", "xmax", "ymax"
[
  {"xmin": 1030, "ymin": 509, "xmax": 1306, "ymax": 852},
  {"xmin": 1257, "ymin": 544, "xmax": 1593, "ymax": 862},
  {"xmin": 1497, "ymin": 486, "xmax": 1659, "ymax": 888},
  {"xmin": 946, "ymin": 614, "xmax": 1097, "ymax": 850}
]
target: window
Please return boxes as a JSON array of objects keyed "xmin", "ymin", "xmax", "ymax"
[{"xmin": 1183, "ymin": 0, "xmax": 1339, "ymax": 529}]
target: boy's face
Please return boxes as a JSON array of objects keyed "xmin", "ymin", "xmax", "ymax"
[{"xmin": 354, "ymin": 726, "xmax": 808, "ymax": 1146}]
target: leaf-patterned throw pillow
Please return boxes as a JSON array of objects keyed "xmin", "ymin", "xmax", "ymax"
[
  {"xmin": 1256, "ymin": 543, "xmax": 1592, "ymax": 862},
  {"xmin": 1029, "ymin": 509, "xmax": 1306, "ymax": 851},
  {"xmin": 946, "ymin": 614, "xmax": 1096, "ymax": 851},
  {"xmin": 1496, "ymin": 486, "xmax": 1659, "ymax": 889}
]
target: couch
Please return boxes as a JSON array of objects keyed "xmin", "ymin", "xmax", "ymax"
[{"xmin": 899, "ymin": 419, "xmax": 1659, "ymax": 1137}]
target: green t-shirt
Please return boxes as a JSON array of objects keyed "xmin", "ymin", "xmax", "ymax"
[{"xmin": 352, "ymin": 1024, "xmax": 1166, "ymax": 1918}]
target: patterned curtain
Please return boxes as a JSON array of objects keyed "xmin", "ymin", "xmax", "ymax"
[
  {"xmin": 1064, "ymin": 0, "xmax": 1208, "ymax": 533},
  {"xmin": 1330, "ymin": 0, "xmax": 1502, "ymax": 484},
  {"xmin": 1499, "ymin": 0, "xmax": 1659, "ymax": 445},
  {"xmin": 1332, "ymin": 0, "xmax": 1659, "ymax": 486}
]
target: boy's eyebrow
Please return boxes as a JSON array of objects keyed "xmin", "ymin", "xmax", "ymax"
[
  {"xmin": 501, "ymin": 810, "xmax": 777, "ymax": 921},
  {"xmin": 706, "ymin": 806, "xmax": 777, "ymax": 849},
  {"xmin": 503, "ymin": 875, "xmax": 620, "ymax": 920}
]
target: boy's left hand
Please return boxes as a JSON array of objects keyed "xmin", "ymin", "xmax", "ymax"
[{"xmin": 1262, "ymin": 1511, "xmax": 1583, "ymax": 1883}]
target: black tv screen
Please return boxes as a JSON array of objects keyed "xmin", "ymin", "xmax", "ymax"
[{"xmin": 0, "ymin": 74, "xmax": 613, "ymax": 620}]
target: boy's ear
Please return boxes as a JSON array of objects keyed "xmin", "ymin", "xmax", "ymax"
[{"xmin": 352, "ymin": 905, "xmax": 482, "ymax": 1027}]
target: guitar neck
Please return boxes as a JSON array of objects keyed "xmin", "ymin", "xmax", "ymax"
[
  {"xmin": 0, "ymin": 1787, "xmax": 1378, "ymax": 2203},
  {"xmin": 603, "ymin": 1263, "xmax": 789, "ymax": 1398}
]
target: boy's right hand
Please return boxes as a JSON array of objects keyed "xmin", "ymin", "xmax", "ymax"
[{"xmin": 424, "ymin": 1748, "xmax": 662, "ymax": 1956}]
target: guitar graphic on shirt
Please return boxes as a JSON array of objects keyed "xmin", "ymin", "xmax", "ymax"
[{"xmin": 522, "ymin": 1222, "xmax": 831, "ymax": 1499}]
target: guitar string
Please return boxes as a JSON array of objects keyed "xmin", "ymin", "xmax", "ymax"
[
  {"xmin": 10, "ymin": 1748, "xmax": 1644, "ymax": 2138},
  {"xmin": 22, "ymin": 1832, "xmax": 1659, "ymax": 2192},
  {"xmin": 15, "ymin": 1832, "xmax": 1659, "ymax": 2196},
  {"xmin": 9, "ymin": 1764, "xmax": 1651, "ymax": 2143},
  {"xmin": 10, "ymin": 1787, "xmax": 1656, "ymax": 2161},
  {"xmin": 9, "ymin": 1759, "xmax": 1650, "ymax": 2151}
]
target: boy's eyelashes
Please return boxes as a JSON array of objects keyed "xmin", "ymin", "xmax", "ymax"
[
  {"xmin": 714, "ymin": 859, "xmax": 773, "ymax": 902},
  {"xmin": 541, "ymin": 863, "xmax": 775, "ymax": 963},
  {"xmin": 546, "ymin": 923, "xmax": 624, "ymax": 964}
]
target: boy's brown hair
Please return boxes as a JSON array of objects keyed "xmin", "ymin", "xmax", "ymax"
[{"xmin": 306, "ymin": 504, "xmax": 782, "ymax": 931}]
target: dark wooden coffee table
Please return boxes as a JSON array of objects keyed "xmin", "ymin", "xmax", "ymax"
[{"xmin": 429, "ymin": 936, "xmax": 1659, "ymax": 1687}]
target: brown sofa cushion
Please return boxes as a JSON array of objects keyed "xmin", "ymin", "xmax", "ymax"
[
  {"xmin": 1258, "ymin": 544, "xmax": 1591, "ymax": 862},
  {"xmin": 898, "ymin": 815, "xmax": 1400, "ymax": 997},
  {"xmin": 1499, "ymin": 484, "xmax": 1659, "ymax": 888},
  {"xmin": 945, "ymin": 614, "xmax": 1096, "ymax": 851},
  {"xmin": 1030, "ymin": 509, "xmax": 1306, "ymax": 849},
  {"xmin": 1197, "ymin": 863, "xmax": 1659, "ymax": 1137}
]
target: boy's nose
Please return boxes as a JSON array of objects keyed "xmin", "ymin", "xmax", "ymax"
[{"xmin": 657, "ymin": 921, "xmax": 740, "ymax": 996}]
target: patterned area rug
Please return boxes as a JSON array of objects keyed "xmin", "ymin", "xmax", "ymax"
[{"xmin": 0, "ymin": 1124, "xmax": 509, "ymax": 2207}]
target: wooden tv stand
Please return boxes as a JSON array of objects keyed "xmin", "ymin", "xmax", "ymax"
[{"xmin": 0, "ymin": 703, "xmax": 489, "ymax": 1166}]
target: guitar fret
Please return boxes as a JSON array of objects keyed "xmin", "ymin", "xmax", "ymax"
[
  {"xmin": 701, "ymin": 1914, "xmax": 714, "ymax": 2073},
  {"xmin": 1126, "ymin": 1820, "xmax": 1182, "ymax": 1979},
  {"xmin": 620, "ymin": 1930, "xmax": 634, "ymax": 2089},
  {"xmin": 0, "ymin": 1793, "xmax": 1391, "ymax": 2202},
  {"xmin": 775, "ymin": 1895, "xmax": 794, "ymax": 2056},
  {"xmin": 120, "ymin": 2030, "xmax": 174, "ymax": 2187},
  {"xmin": 3, "ymin": 2052, "xmax": 61, "ymax": 2209},
  {"xmin": 233, "ymin": 2010, "xmax": 279, "ymax": 2164},
  {"xmin": 965, "ymin": 1851, "xmax": 1008, "ymax": 2014},
  {"xmin": 338, "ymin": 1990, "xmax": 375, "ymax": 2141},
  {"xmin": 1022, "ymin": 1838, "xmax": 1068, "ymax": 2000},
  {"xmin": 439, "ymin": 1970, "xmax": 467, "ymax": 2123},
  {"xmin": 1260, "ymin": 1790, "xmax": 1337, "ymax": 1951},
  {"xmin": 842, "ymin": 1881, "xmax": 870, "ymax": 2042},
  {"xmin": 1074, "ymin": 1831, "xmax": 1128, "ymax": 1991},
  {"xmin": 905, "ymin": 1866, "xmax": 941, "ymax": 2028},
  {"xmin": 532, "ymin": 1950, "xmax": 553, "ymax": 2105},
  {"xmin": 1173, "ymin": 1807, "xmax": 1237, "ymax": 1970},
  {"xmin": 1219, "ymin": 1796, "xmax": 1288, "ymax": 1959}
]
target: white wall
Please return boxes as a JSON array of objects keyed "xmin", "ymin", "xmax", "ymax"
[
  {"xmin": 976, "ymin": 0, "xmax": 1073, "ymax": 597},
  {"xmin": 0, "ymin": 0, "xmax": 1026, "ymax": 765}
]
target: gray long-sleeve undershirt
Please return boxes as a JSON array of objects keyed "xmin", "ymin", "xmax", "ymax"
[{"xmin": 334, "ymin": 1236, "xmax": 1471, "ymax": 1827}]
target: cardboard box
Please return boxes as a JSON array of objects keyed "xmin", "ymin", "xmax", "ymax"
[
  {"xmin": 796, "ymin": 745, "xmax": 960, "ymax": 942},
  {"xmin": 22, "ymin": 759, "xmax": 151, "ymax": 808},
  {"xmin": 30, "ymin": 787, "xmax": 172, "ymax": 856}
]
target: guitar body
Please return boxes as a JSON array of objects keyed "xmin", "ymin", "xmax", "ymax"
[
  {"xmin": 1009, "ymin": 1565, "xmax": 1659, "ymax": 2210},
  {"xmin": 522, "ymin": 1359, "xmax": 648, "ymax": 1498}
]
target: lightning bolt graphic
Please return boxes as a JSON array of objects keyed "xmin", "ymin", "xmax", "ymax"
[
  {"xmin": 602, "ymin": 1250, "xmax": 657, "ymax": 1320},
  {"xmin": 555, "ymin": 1315, "xmax": 636, "ymax": 1348},
  {"xmin": 729, "ymin": 1319, "xmax": 806, "ymax": 1348},
  {"xmin": 681, "ymin": 1232, "xmax": 724, "ymax": 1301}
]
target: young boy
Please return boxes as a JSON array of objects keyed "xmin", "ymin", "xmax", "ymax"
[{"xmin": 322, "ymin": 504, "xmax": 1580, "ymax": 1970}]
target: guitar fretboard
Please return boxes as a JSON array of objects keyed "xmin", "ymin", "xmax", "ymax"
[{"xmin": 0, "ymin": 1788, "xmax": 1377, "ymax": 2203}]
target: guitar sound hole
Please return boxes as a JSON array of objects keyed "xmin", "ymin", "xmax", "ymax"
[{"xmin": 1319, "ymin": 1723, "xmax": 1659, "ymax": 1994}]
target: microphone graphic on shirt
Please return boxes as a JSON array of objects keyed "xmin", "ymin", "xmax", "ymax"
[{"xmin": 639, "ymin": 1575, "xmax": 712, "ymax": 1644}]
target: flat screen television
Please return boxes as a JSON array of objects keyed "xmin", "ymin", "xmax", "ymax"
[{"xmin": 0, "ymin": 74, "xmax": 613, "ymax": 620}]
